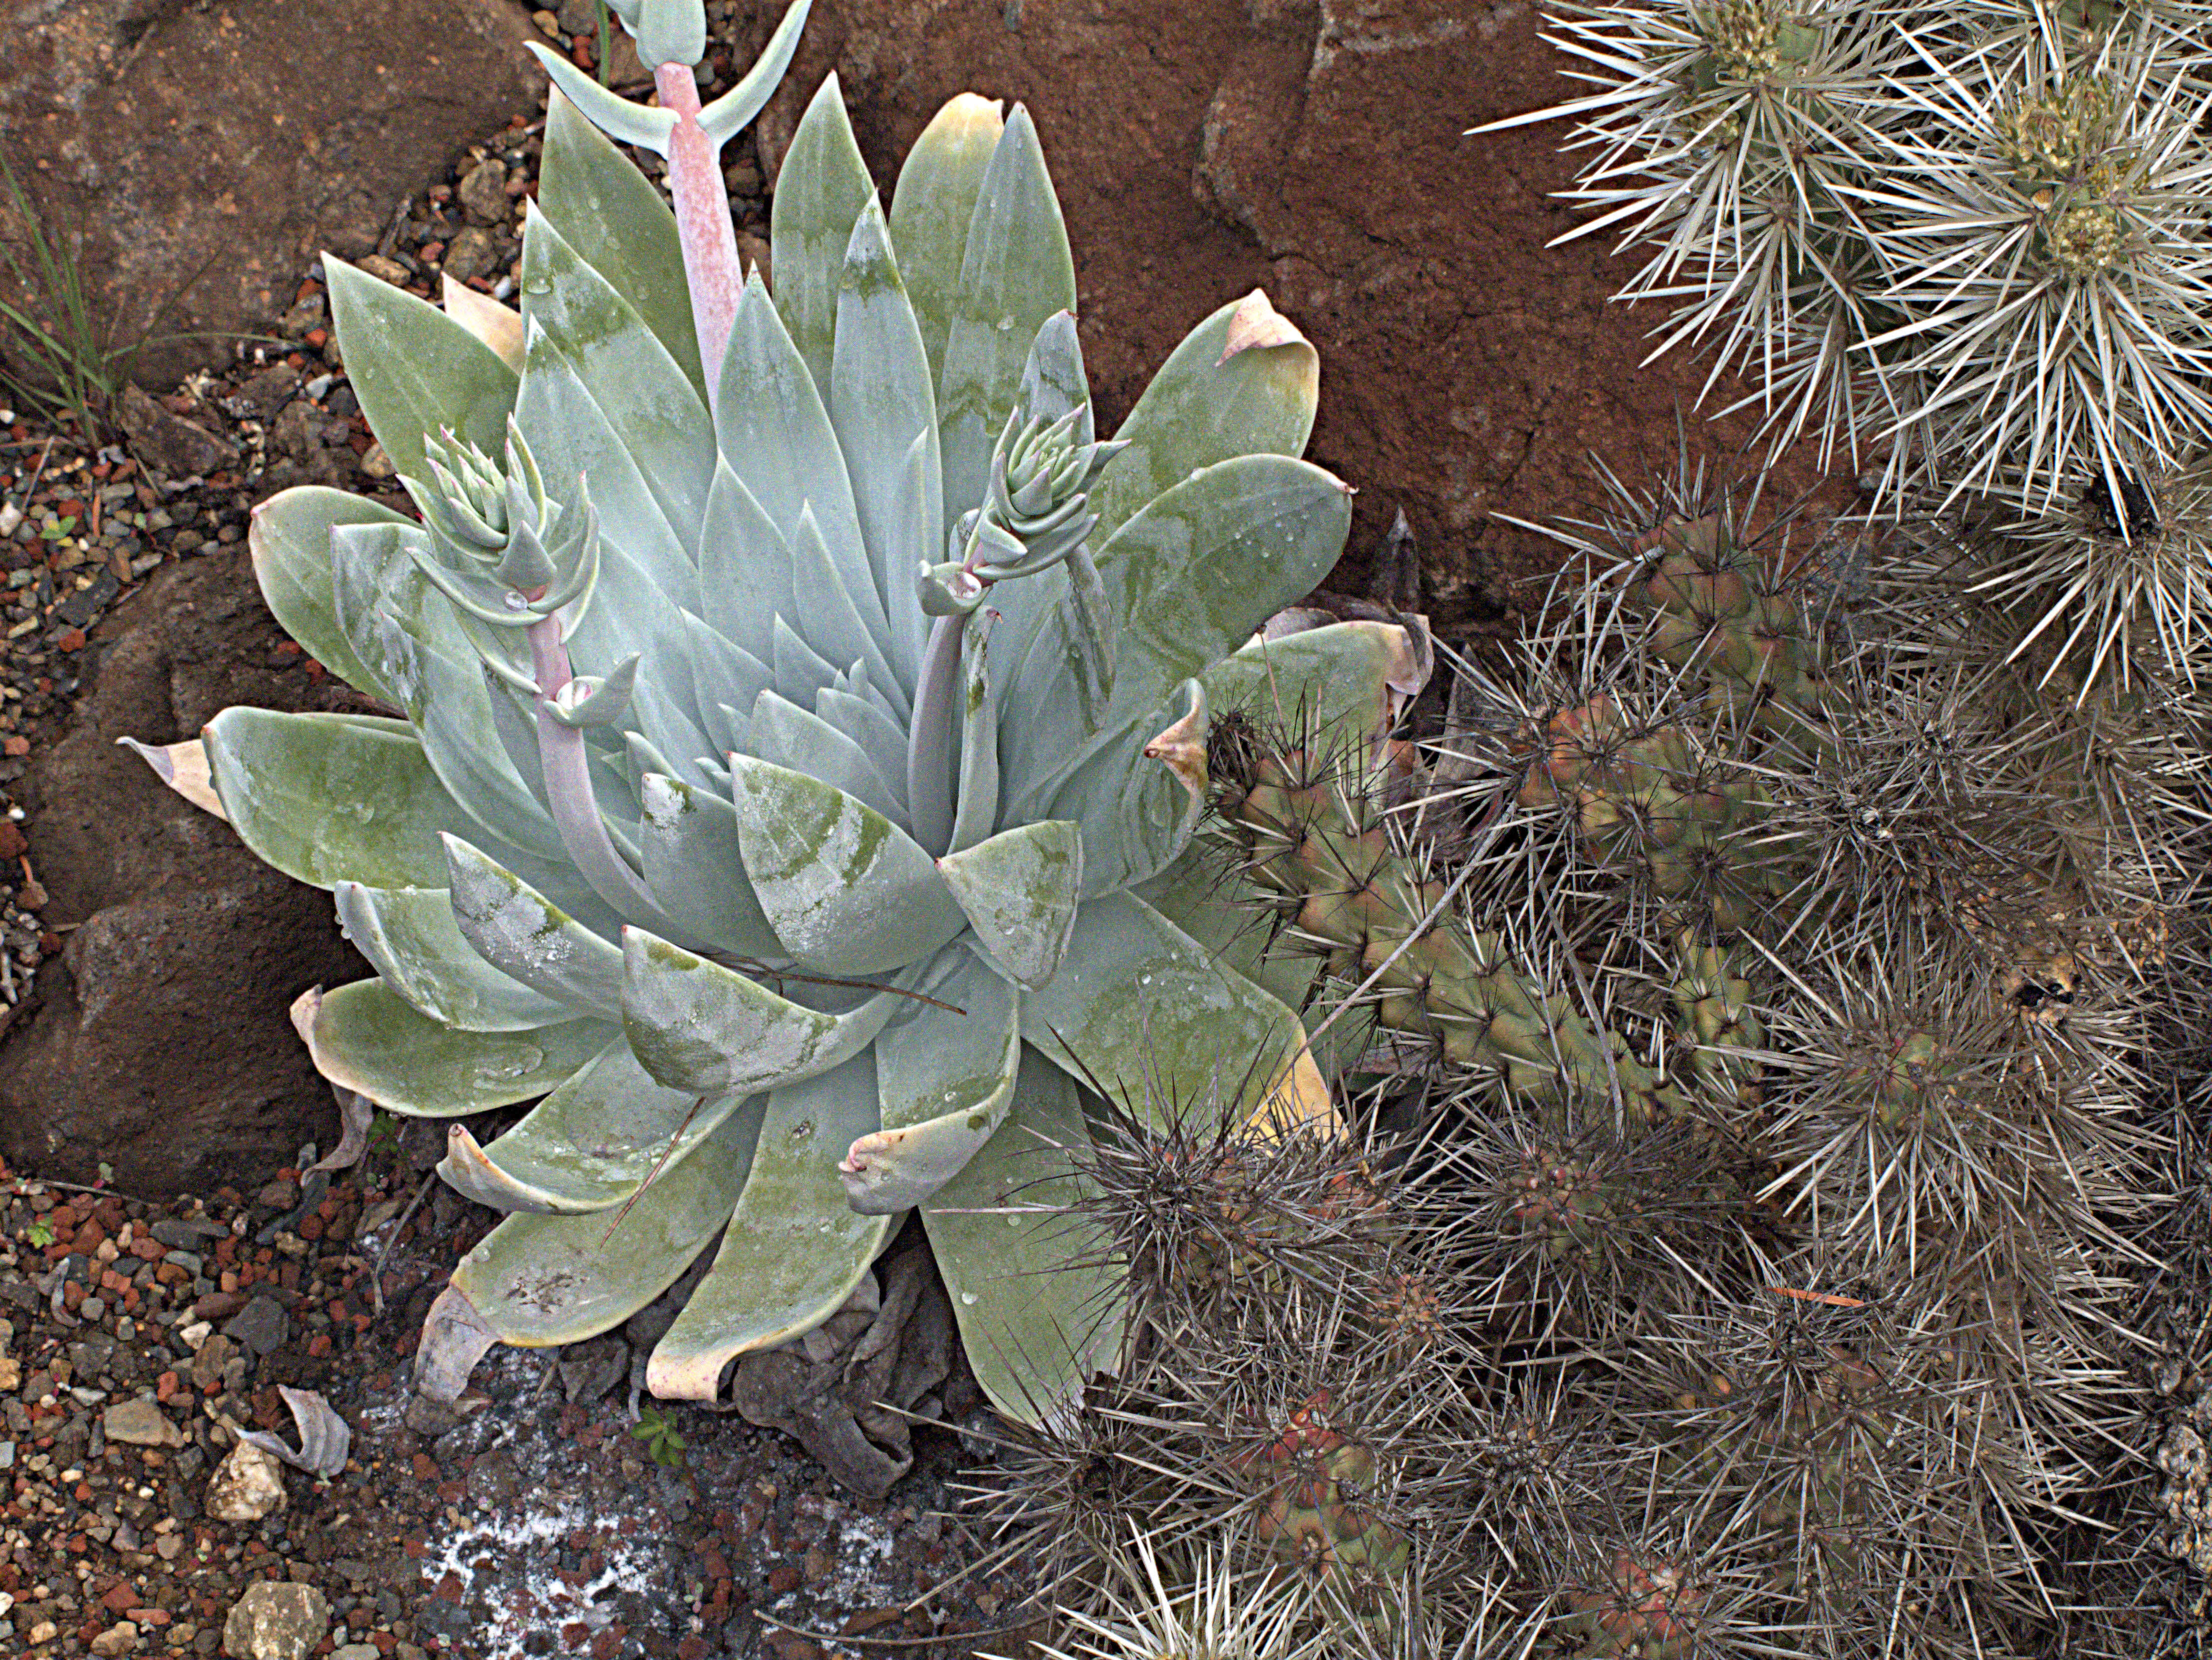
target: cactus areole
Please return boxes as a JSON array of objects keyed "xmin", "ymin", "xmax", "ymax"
[{"xmin": 125, "ymin": 0, "xmax": 1417, "ymax": 1419}]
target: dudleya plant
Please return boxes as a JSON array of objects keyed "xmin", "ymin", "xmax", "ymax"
[{"xmin": 127, "ymin": 0, "xmax": 1418, "ymax": 1416}]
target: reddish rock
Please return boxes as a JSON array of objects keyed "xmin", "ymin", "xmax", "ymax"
[
  {"xmin": 0, "ymin": 552, "xmax": 366, "ymax": 1198},
  {"xmin": 0, "ymin": 0, "xmax": 548, "ymax": 388}
]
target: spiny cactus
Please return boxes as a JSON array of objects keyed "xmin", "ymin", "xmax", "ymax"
[
  {"xmin": 977, "ymin": 439, "xmax": 2202, "ymax": 1659},
  {"xmin": 1474, "ymin": 0, "xmax": 2212, "ymax": 526}
]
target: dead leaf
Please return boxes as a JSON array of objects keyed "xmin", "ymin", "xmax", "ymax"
[
  {"xmin": 237, "ymin": 1385, "xmax": 352, "ymax": 1478},
  {"xmin": 1217, "ymin": 289, "xmax": 1309, "ymax": 363}
]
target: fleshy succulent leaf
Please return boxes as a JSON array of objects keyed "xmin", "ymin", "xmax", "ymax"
[
  {"xmin": 517, "ymin": 208, "xmax": 715, "ymax": 559},
  {"xmin": 328, "ymin": 521, "xmax": 571, "ymax": 864},
  {"xmin": 770, "ymin": 72, "xmax": 876, "ymax": 400},
  {"xmin": 646, "ymin": 1054, "xmax": 894, "ymax": 1398},
  {"xmin": 921, "ymin": 1049, "xmax": 1122, "ymax": 1419},
  {"xmin": 635, "ymin": 773, "xmax": 784, "ymax": 958},
  {"xmin": 726, "ymin": 755, "xmax": 966, "ymax": 975},
  {"xmin": 522, "ymin": 44, "xmax": 680, "ymax": 157},
  {"xmin": 440, "ymin": 276, "xmax": 527, "ymax": 373},
  {"xmin": 292, "ymin": 981, "xmax": 614, "ymax": 1118},
  {"xmin": 247, "ymin": 488, "xmax": 413, "ymax": 704},
  {"xmin": 1200, "ymin": 618, "xmax": 1419, "ymax": 754},
  {"xmin": 936, "ymin": 820, "xmax": 1082, "ymax": 989},
  {"xmin": 1085, "ymin": 289, "xmax": 1319, "ymax": 553},
  {"xmin": 697, "ymin": 0, "xmax": 812, "ymax": 148},
  {"xmin": 840, "ymin": 951, "xmax": 1021, "ymax": 1214},
  {"xmin": 1020, "ymin": 891, "xmax": 1333, "ymax": 1133},
  {"xmin": 887, "ymin": 94, "xmax": 1004, "ymax": 392},
  {"xmin": 935, "ymin": 106, "xmax": 1076, "ymax": 541},
  {"xmin": 324, "ymin": 255, "xmax": 521, "ymax": 479},
  {"xmin": 714, "ymin": 283, "xmax": 876, "ymax": 637},
  {"xmin": 448, "ymin": 1097, "xmax": 763, "ymax": 1348},
  {"xmin": 437, "ymin": 1038, "xmax": 755, "ymax": 1214},
  {"xmin": 619, "ymin": 928, "xmax": 902, "ymax": 1095},
  {"xmin": 202, "ymin": 709, "xmax": 481, "ymax": 891},
  {"xmin": 631, "ymin": 0, "xmax": 705, "ymax": 69},
  {"xmin": 537, "ymin": 91, "xmax": 703, "ymax": 394},
  {"xmin": 1005, "ymin": 454, "xmax": 1352, "ymax": 816},
  {"xmin": 442, "ymin": 834, "xmax": 628, "ymax": 1018},
  {"xmin": 830, "ymin": 197, "xmax": 941, "ymax": 671},
  {"xmin": 335, "ymin": 883, "xmax": 577, "ymax": 1033}
]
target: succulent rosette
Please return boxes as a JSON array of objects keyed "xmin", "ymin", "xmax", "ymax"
[{"xmin": 128, "ymin": 0, "xmax": 1416, "ymax": 1417}]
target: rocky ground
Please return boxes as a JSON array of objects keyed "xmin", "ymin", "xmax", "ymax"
[{"xmin": 0, "ymin": 1130, "xmax": 1042, "ymax": 1660}]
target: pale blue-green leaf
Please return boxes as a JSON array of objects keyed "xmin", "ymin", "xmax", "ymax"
[
  {"xmin": 523, "ymin": 43, "xmax": 679, "ymax": 155},
  {"xmin": 1003, "ymin": 456, "xmax": 1350, "ymax": 816},
  {"xmin": 448, "ymin": 1100, "xmax": 761, "ymax": 1348},
  {"xmin": 247, "ymin": 487, "xmax": 410, "ymax": 705},
  {"xmin": 814, "ymin": 686, "xmax": 910, "ymax": 810},
  {"xmin": 443, "ymin": 835, "xmax": 626, "ymax": 1017},
  {"xmin": 1047, "ymin": 729, "xmax": 1202, "ymax": 898},
  {"xmin": 537, "ymin": 90, "xmax": 703, "ymax": 396},
  {"xmin": 878, "ymin": 430, "xmax": 939, "ymax": 685},
  {"xmin": 515, "ymin": 324, "xmax": 698, "ymax": 622},
  {"xmin": 1018, "ymin": 309, "xmax": 1090, "ymax": 434},
  {"xmin": 624, "ymin": 647, "xmax": 717, "ymax": 795},
  {"xmin": 750, "ymin": 690, "xmax": 903, "ymax": 824},
  {"xmin": 1136, "ymin": 847, "xmax": 1375, "ymax": 1082},
  {"xmin": 203, "ymin": 708, "xmax": 471, "ymax": 890},
  {"xmin": 922, "ymin": 1048, "xmax": 1121, "ymax": 1423},
  {"xmin": 842, "ymin": 950, "xmax": 1018, "ymax": 1214},
  {"xmin": 887, "ymin": 94, "xmax": 1003, "ymax": 391},
  {"xmin": 936, "ymin": 107, "xmax": 1075, "ymax": 537},
  {"xmin": 697, "ymin": 0, "xmax": 812, "ymax": 148},
  {"xmin": 621, "ymin": 928, "xmax": 900, "ymax": 1094},
  {"xmin": 518, "ymin": 208, "xmax": 715, "ymax": 561},
  {"xmin": 1199, "ymin": 618, "xmax": 1412, "ymax": 758},
  {"xmin": 440, "ymin": 1038, "xmax": 759, "ymax": 1214},
  {"xmin": 682, "ymin": 612, "xmax": 774, "ymax": 757},
  {"xmin": 727, "ymin": 754, "xmax": 964, "ymax": 975},
  {"xmin": 715, "ymin": 282, "xmax": 873, "ymax": 630},
  {"xmin": 636, "ymin": 773, "xmax": 784, "ymax": 958},
  {"xmin": 769, "ymin": 614, "xmax": 842, "ymax": 713},
  {"xmin": 1021, "ymin": 891, "xmax": 1314, "ymax": 1129},
  {"xmin": 947, "ymin": 607, "xmax": 1000, "ymax": 853},
  {"xmin": 647, "ymin": 1054, "xmax": 892, "ymax": 1397},
  {"xmin": 327, "ymin": 520, "xmax": 567, "ymax": 864},
  {"xmin": 1087, "ymin": 289, "xmax": 1319, "ymax": 551},
  {"xmin": 829, "ymin": 197, "xmax": 938, "ymax": 676},
  {"xmin": 789, "ymin": 505, "xmax": 901, "ymax": 712},
  {"xmin": 300, "ymin": 979, "xmax": 613, "ymax": 1117},
  {"xmin": 937, "ymin": 820, "xmax": 1081, "ymax": 989},
  {"xmin": 697, "ymin": 461, "xmax": 794, "ymax": 665},
  {"xmin": 1045, "ymin": 683, "xmax": 1203, "ymax": 899},
  {"xmin": 334, "ymin": 882, "xmax": 574, "ymax": 1032},
  {"xmin": 769, "ymin": 72, "xmax": 875, "ymax": 399},
  {"xmin": 324, "ymin": 256, "xmax": 519, "ymax": 478},
  {"xmin": 632, "ymin": 0, "xmax": 705, "ymax": 71}
]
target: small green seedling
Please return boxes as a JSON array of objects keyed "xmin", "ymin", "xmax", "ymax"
[
  {"xmin": 25, "ymin": 1216, "xmax": 53, "ymax": 1249},
  {"xmin": 630, "ymin": 1403, "xmax": 687, "ymax": 1469}
]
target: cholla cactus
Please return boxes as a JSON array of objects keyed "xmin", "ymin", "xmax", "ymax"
[
  {"xmin": 128, "ymin": 0, "xmax": 1419, "ymax": 1418},
  {"xmin": 1472, "ymin": 0, "xmax": 2212, "ymax": 606}
]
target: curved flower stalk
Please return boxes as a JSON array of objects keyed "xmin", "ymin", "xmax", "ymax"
[{"xmin": 131, "ymin": 0, "xmax": 1417, "ymax": 1420}]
